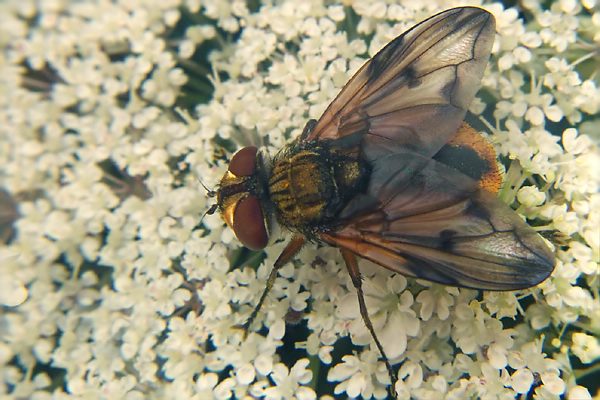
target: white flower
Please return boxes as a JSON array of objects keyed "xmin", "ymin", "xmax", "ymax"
[
  {"xmin": 539, "ymin": 203, "xmax": 580, "ymax": 236},
  {"xmin": 539, "ymin": 370, "xmax": 566, "ymax": 396},
  {"xmin": 197, "ymin": 278, "xmax": 233, "ymax": 320},
  {"xmin": 516, "ymin": 185, "xmax": 546, "ymax": 208},
  {"xmin": 148, "ymin": 274, "xmax": 190, "ymax": 316},
  {"xmin": 202, "ymin": 0, "xmax": 248, "ymax": 32},
  {"xmin": 415, "ymin": 283, "xmax": 459, "ymax": 321},
  {"xmin": 483, "ymin": 292, "xmax": 519, "ymax": 320},
  {"xmin": 488, "ymin": 5, "xmax": 539, "ymax": 71},
  {"xmin": 162, "ymin": 313, "xmax": 208, "ymax": 356},
  {"xmin": 567, "ymin": 385, "xmax": 592, "ymax": 400},
  {"xmin": 570, "ymin": 332, "xmax": 600, "ymax": 364},
  {"xmin": 496, "ymin": 71, "xmax": 564, "ymax": 126},
  {"xmin": 510, "ymin": 368, "xmax": 534, "ymax": 394},
  {"xmin": 194, "ymin": 372, "xmax": 219, "ymax": 398},
  {"xmin": 262, "ymin": 359, "xmax": 315, "ymax": 400},
  {"xmin": 1, "ymin": 0, "xmax": 598, "ymax": 398},
  {"xmin": 328, "ymin": 350, "xmax": 389, "ymax": 399},
  {"xmin": 337, "ymin": 272, "xmax": 420, "ymax": 360},
  {"xmin": 397, "ymin": 360, "xmax": 423, "ymax": 390},
  {"xmin": 562, "ymin": 128, "xmax": 592, "ymax": 155},
  {"xmin": 302, "ymin": 254, "xmax": 346, "ymax": 302},
  {"xmin": 537, "ymin": 7, "xmax": 578, "ymax": 52},
  {"xmin": 0, "ymin": 257, "xmax": 29, "ymax": 307},
  {"xmin": 471, "ymin": 362, "xmax": 514, "ymax": 400},
  {"xmin": 452, "ymin": 302, "xmax": 489, "ymax": 354},
  {"xmin": 281, "ymin": 281, "xmax": 310, "ymax": 312},
  {"xmin": 566, "ymin": 241, "xmax": 598, "ymax": 276},
  {"xmin": 297, "ymin": 332, "xmax": 334, "ymax": 364}
]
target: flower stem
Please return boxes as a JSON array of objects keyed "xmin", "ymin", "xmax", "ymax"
[{"xmin": 573, "ymin": 362, "xmax": 600, "ymax": 380}]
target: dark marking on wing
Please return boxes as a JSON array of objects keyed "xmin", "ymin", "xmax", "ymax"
[
  {"xmin": 402, "ymin": 253, "xmax": 461, "ymax": 285},
  {"xmin": 439, "ymin": 229, "xmax": 457, "ymax": 252},
  {"xmin": 366, "ymin": 35, "xmax": 405, "ymax": 84},
  {"xmin": 465, "ymin": 200, "xmax": 491, "ymax": 222},
  {"xmin": 405, "ymin": 65, "xmax": 421, "ymax": 89}
]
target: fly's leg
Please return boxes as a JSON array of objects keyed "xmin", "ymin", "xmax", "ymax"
[
  {"xmin": 241, "ymin": 235, "xmax": 305, "ymax": 336},
  {"xmin": 341, "ymin": 249, "xmax": 398, "ymax": 399}
]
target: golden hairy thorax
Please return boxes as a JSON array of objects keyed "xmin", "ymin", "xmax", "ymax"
[{"xmin": 267, "ymin": 147, "xmax": 366, "ymax": 229}]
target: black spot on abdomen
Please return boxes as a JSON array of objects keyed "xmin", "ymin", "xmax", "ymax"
[{"xmin": 434, "ymin": 144, "xmax": 491, "ymax": 182}]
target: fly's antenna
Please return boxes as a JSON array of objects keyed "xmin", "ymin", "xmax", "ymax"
[
  {"xmin": 191, "ymin": 171, "xmax": 219, "ymax": 227},
  {"xmin": 192, "ymin": 171, "xmax": 217, "ymax": 198},
  {"xmin": 199, "ymin": 178, "xmax": 217, "ymax": 198}
]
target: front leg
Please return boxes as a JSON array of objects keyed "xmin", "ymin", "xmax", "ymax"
[{"xmin": 241, "ymin": 235, "xmax": 305, "ymax": 336}]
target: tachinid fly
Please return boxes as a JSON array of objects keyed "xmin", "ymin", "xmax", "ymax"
[{"xmin": 210, "ymin": 7, "xmax": 555, "ymax": 397}]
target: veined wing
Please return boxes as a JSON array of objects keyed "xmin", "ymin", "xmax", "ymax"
[
  {"xmin": 306, "ymin": 7, "xmax": 495, "ymax": 159},
  {"xmin": 321, "ymin": 150, "xmax": 555, "ymax": 290}
]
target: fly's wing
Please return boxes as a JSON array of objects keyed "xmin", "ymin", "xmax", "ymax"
[
  {"xmin": 305, "ymin": 7, "xmax": 495, "ymax": 159},
  {"xmin": 321, "ymin": 149, "xmax": 555, "ymax": 290},
  {"xmin": 308, "ymin": 6, "xmax": 554, "ymax": 289}
]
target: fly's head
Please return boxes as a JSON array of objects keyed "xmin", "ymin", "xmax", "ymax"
[{"xmin": 213, "ymin": 146, "xmax": 272, "ymax": 251}]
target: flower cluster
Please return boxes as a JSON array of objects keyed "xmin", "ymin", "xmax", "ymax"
[{"xmin": 0, "ymin": 0, "xmax": 598, "ymax": 399}]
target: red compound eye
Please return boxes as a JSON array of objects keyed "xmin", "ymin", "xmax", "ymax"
[
  {"xmin": 229, "ymin": 146, "xmax": 258, "ymax": 176},
  {"xmin": 233, "ymin": 195, "xmax": 269, "ymax": 250}
]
